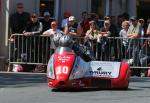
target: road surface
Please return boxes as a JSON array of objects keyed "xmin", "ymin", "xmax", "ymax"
[{"xmin": 0, "ymin": 72, "xmax": 150, "ymax": 103}]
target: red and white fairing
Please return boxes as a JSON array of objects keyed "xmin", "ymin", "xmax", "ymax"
[{"xmin": 47, "ymin": 49, "xmax": 130, "ymax": 89}]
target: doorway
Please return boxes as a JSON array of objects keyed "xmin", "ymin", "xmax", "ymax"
[
  {"xmin": 91, "ymin": 0, "xmax": 103, "ymax": 17},
  {"xmin": 40, "ymin": 0, "xmax": 55, "ymax": 17},
  {"xmin": 137, "ymin": 1, "xmax": 150, "ymax": 20}
]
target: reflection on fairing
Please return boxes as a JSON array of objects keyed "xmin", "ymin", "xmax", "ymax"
[{"xmin": 47, "ymin": 54, "xmax": 55, "ymax": 79}]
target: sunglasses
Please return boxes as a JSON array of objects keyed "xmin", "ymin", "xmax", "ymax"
[
  {"xmin": 31, "ymin": 16, "xmax": 37, "ymax": 18},
  {"xmin": 17, "ymin": 6, "xmax": 23, "ymax": 8}
]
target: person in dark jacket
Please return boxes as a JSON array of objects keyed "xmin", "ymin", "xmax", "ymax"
[
  {"xmin": 23, "ymin": 13, "xmax": 43, "ymax": 36},
  {"xmin": 9, "ymin": 2, "xmax": 30, "ymax": 34},
  {"xmin": 23, "ymin": 13, "xmax": 43, "ymax": 64},
  {"xmin": 9, "ymin": 3, "xmax": 30, "ymax": 63},
  {"xmin": 40, "ymin": 11, "xmax": 54, "ymax": 32}
]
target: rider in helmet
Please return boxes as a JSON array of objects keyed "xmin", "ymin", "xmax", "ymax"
[{"xmin": 58, "ymin": 35, "xmax": 95, "ymax": 61}]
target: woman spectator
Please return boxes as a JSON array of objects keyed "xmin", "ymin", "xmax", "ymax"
[
  {"xmin": 84, "ymin": 20, "xmax": 99, "ymax": 57},
  {"xmin": 84, "ymin": 20, "xmax": 99, "ymax": 49}
]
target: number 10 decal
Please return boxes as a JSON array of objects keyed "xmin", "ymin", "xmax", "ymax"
[{"xmin": 56, "ymin": 66, "xmax": 69, "ymax": 74}]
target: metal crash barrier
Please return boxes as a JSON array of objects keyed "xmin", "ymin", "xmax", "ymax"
[
  {"xmin": 8, "ymin": 34, "xmax": 51, "ymax": 71},
  {"xmin": 8, "ymin": 34, "xmax": 150, "ymax": 71}
]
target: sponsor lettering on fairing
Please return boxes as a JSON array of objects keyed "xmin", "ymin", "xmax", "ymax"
[{"xmin": 89, "ymin": 67, "xmax": 112, "ymax": 77}]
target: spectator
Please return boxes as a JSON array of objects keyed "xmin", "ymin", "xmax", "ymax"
[
  {"xmin": 119, "ymin": 20, "xmax": 130, "ymax": 59},
  {"xmin": 79, "ymin": 11, "xmax": 90, "ymax": 37},
  {"xmin": 64, "ymin": 16, "xmax": 81, "ymax": 37},
  {"xmin": 23, "ymin": 13, "xmax": 43, "ymax": 36},
  {"xmin": 127, "ymin": 16, "xmax": 141, "ymax": 38},
  {"xmin": 9, "ymin": 2, "xmax": 30, "ymax": 34},
  {"xmin": 139, "ymin": 39, "xmax": 150, "ymax": 77},
  {"xmin": 23, "ymin": 13, "xmax": 43, "ymax": 65},
  {"xmin": 84, "ymin": 20, "xmax": 99, "ymax": 49},
  {"xmin": 9, "ymin": 2, "xmax": 30, "ymax": 64},
  {"xmin": 97, "ymin": 20, "xmax": 112, "ymax": 60},
  {"xmin": 138, "ymin": 18, "xmax": 146, "ymax": 48},
  {"xmin": 127, "ymin": 16, "xmax": 142, "ymax": 66},
  {"xmin": 84, "ymin": 20, "xmax": 99, "ymax": 58},
  {"xmin": 40, "ymin": 11, "xmax": 53, "ymax": 32},
  {"xmin": 139, "ymin": 40, "xmax": 150, "ymax": 67},
  {"xmin": 43, "ymin": 21, "xmax": 64, "ymax": 52},
  {"xmin": 61, "ymin": 11, "xmax": 71, "ymax": 31}
]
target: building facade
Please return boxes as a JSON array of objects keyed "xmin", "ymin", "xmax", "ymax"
[{"xmin": 0, "ymin": 0, "xmax": 150, "ymax": 68}]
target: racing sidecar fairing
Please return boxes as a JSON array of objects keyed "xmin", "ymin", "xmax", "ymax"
[{"xmin": 47, "ymin": 47, "xmax": 130, "ymax": 89}]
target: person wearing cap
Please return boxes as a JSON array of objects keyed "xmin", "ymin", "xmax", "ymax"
[
  {"xmin": 40, "ymin": 11, "xmax": 54, "ymax": 32},
  {"xmin": 43, "ymin": 21, "xmax": 64, "ymax": 51},
  {"xmin": 64, "ymin": 16, "xmax": 81, "ymax": 37},
  {"xmin": 61, "ymin": 11, "xmax": 71, "ymax": 31},
  {"xmin": 127, "ymin": 16, "xmax": 142, "ymax": 66},
  {"xmin": 21, "ymin": 13, "xmax": 43, "ymax": 70},
  {"xmin": 127, "ymin": 16, "xmax": 141, "ymax": 38},
  {"xmin": 9, "ymin": 2, "xmax": 30, "ymax": 62},
  {"xmin": 43, "ymin": 21, "xmax": 63, "ymax": 36}
]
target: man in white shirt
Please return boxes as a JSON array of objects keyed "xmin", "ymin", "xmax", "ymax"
[
  {"xmin": 43, "ymin": 21, "xmax": 64, "ymax": 51},
  {"xmin": 43, "ymin": 21, "xmax": 63, "ymax": 36}
]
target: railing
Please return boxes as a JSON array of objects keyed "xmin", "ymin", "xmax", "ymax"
[{"xmin": 8, "ymin": 34, "xmax": 150, "ymax": 71}]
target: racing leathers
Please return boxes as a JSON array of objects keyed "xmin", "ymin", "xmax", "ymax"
[{"xmin": 57, "ymin": 34, "xmax": 95, "ymax": 61}]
